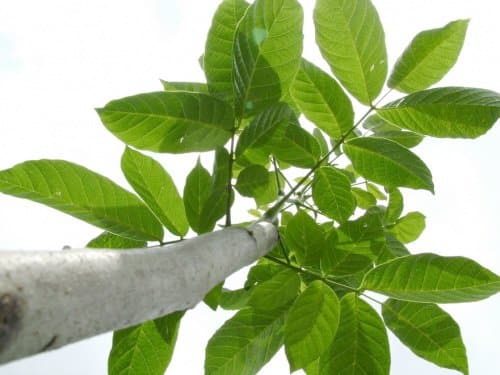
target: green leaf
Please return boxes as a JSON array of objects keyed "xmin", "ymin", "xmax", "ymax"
[
  {"xmin": 366, "ymin": 182, "xmax": 387, "ymax": 200},
  {"xmin": 376, "ymin": 233, "xmax": 410, "ymax": 264},
  {"xmin": 233, "ymin": 0, "xmax": 304, "ymax": 116},
  {"xmin": 205, "ymin": 307, "xmax": 285, "ymax": 375},
  {"xmin": 352, "ymin": 187, "xmax": 376, "ymax": 209},
  {"xmin": 183, "ymin": 159, "xmax": 213, "ymax": 234},
  {"xmin": 312, "ymin": 166, "xmax": 356, "ymax": 222},
  {"xmin": 344, "ymin": 137, "xmax": 434, "ymax": 192},
  {"xmin": 322, "ymin": 232, "xmax": 373, "ymax": 276},
  {"xmin": 212, "ymin": 147, "xmax": 231, "ymax": 193},
  {"xmin": 363, "ymin": 253, "xmax": 500, "ymax": 303},
  {"xmin": 160, "ymin": 80, "xmax": 208, "ymax": 93},
  {"xmin": 389, "ymin": 20, "xmax": 469, "ymax": 93},
  {"xmin": 383, "ymin": 300, "xmax": 468, "ymax": 375},
  {"xmin": 109, "ymin": 311, "xmax": 183, "ymax": 375},
  {"xmin": 271, "ymin": 123, "xmax": 321, "ymax": 168},
  {"xmin": 97, "ymin": 91, "xmax": 234, "ymax": 153},
  {"xmin": 388, "ymin": 211, "xmax": 425, "ymax": 243},
  {"xmin": 376, "ymin": 130, "xmax": 423, "ymax": 148},
  {"xmin": 235, "ymin": 103, "xmax": 293, "ymax": 164},
  {"xmin": 199, "ymin": 188, "xmax": 233, "ymax": 234},
  {"xmin": 204, "ymin": 283, "xmax": 224, "ymax": 311},
  {"xmin": 313, "ymin": 129, "xmax": 329, "ymax": 157},
  {"xmin": 284, "ymin": 280, "xmax": 340, "ymax": 371},
  {"xmin": 377, "ymin": 87, "xmax": 500, "ymax": 138},
  {"xmin": 285, "ymin": 210, "xmax": 325, "ymax": 266},
  {"xmin": 385, "ymin": 188, "xmax": 404, "ymax": 223},
  {"xmin": 204, "ymin": 0, "xmax": 249, "ymax": 100},
  {"xmin": 121, "ymin": 147, "xmax": 188, "ymax": 237},
  {"xmin": 248, "ymin": 269, "xmax": 301, "ymax": 311},
  {"xmin": 314, "ymin": 0, "xmax": 387, "ymax": 104},
  {"xmin": 290, "ymin": 59, "xmax": 354, "ymax": 138},
  {"xmin": 319, "ymin": 293, "xmax": 390, "ymax": 375},
  {"xmin": 235, "ymin": 164, "xmax": 278, "ymax": 205},
  {"xmin": 219, "ymin": 288, "xmax": 251, "ymax": 310},
  {"xmin": 0, "ymin": 160, "xmax": 163, "ymax": 241},
  {"xmin": 86, "ymin": 232, "xmax": 146, "ymax": 249}
]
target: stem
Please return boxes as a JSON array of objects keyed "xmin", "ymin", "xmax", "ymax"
[{"xmin": 271, "ymin": 156, "xmax": 283, "ymax": 195}]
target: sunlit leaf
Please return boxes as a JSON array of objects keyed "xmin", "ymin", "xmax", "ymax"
[
  {"xmin": 205, "ymin": 307, "xmax": 285, "ymax": 375},
  {"xmin": 86, "ymin": 231, "xmax": 146, "ymax": 249},
  {"xmin": 314, "ymin": 0, "xmax": 387, "ymax": 104},
  {"xmin": 352, "ymin": 187, "xmax": 376, "ymax": 209},
  {"xmin": 97, "ymin": 92, "xmax": 234, "ymax": 153},
  {"xmin": 363, "ymin": 253, "xmax": 500, "ymax": 303},
  {"xmin": 233, "ymin": 0, "xmax": 303, "ymax": 116},
  {"xmin": 389, "ymin": 20, "xmax": 469, "ymax": 93},
  {"xmin": 312, "ymin": 166, "xmax": 356, "ymax": 222},
  {"xmin": 344, "ymin": 137, "xmax": 434, "ymax": 192},
  {"xmin": 0, "ymin": 159, "xmax": 164, "ymax": 241},
  {"xmin": 285, "ymin": 281, "xmax": 340, "ymax": 371},
  {"xmin": 204, "ymin": 0, "xmax": 249, "ymax": 100},
  {"xmin": 387, "ymin": 211, "xmax": 425, "ymax": 243},
  {"xmin": 385, "ymin": 188, "xmax": 403, "ymax": 223},
  {"xmin": 377, "ymin": 87, "xmax": 500, "ymax": 138},
  {"xmin": 109, "ymin": 312, "xmax": 183, "ymax": 375},
  {"xmin": 313, "ymin": 129, "xmax": 329, "ymax": 157},
  {"xmin": 291, "ymin": 59, "xmax": 354, "ymax": 138},
  {"xmin": 383, "ymin": 300, "xmax": 468, "ymax": 374},
  {"xmin": 161, "ymin": 80, "xmax": 209, "ymax": 93},
  {"xmin": 319, "ymin": 293, "xmax": 390, "ymax": 375}
]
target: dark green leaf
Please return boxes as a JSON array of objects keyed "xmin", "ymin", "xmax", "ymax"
[
  {"xmin": 109, "ymin": 311, "xmax": 183, "ymax": 375},
  {"xmin": 285, "ymin": 281, "xmax": 340, "ymax": 371},
  {"xmin": 377, "ymin": 87, "xmax": 500, "ymax": 138},
  {"xmin": 376, "ymin": 233, "xmax": 410, "ymax": 264},
  {"xmin": 271, "ymin": 123, "xmax": 321, "ymax": 168},
  {"xmin": 344, "ymin": 137, "xmax": 434, "ymax": 192},
  {"xmin": 389, "ymin": 20, "xmax": 469, "ymax": 93},
  {"xmin": 319, "ymin": 293, "xmax": 390, "ymax": 375},
  {"xmin": 160, "ymin": 80, "xmax": 209, "ymax": 93},
  {"xmin": 86, "ymin": 232, "xmax": 146, "ymax": 249},
  {"xmin": 322, "ymin": 232, "xmax": 373, "ymax": 276},
  {"xmin": 285, "ymin": 210, "xmax": 325, "ymax": 266},
  {"xmin": 362, "ymin": 253, "xmax": 500, "ymax": 303},
  {"xmin": 204, "ymin": 0, "xmax": 249, "ymax": 100},
  {"xmin": 248, "ymin": 269, "xmax": 301, "ymax": 311},
  {"xmin": 0, "ymin": 160, "xmax": 163, "ymax": 241},
  {"xmin": 97, "ymin": 92, "xmax": 234, "ymax": 153},
  {"xmin": 385, "ymin": 188, "xmax": 404, "ymax": 223},
  {"xmin": 235, "ymin": 165, "xmax": 278, "ymax": 205},
  {"xmin": 376, "ymin": 130, "xmax": 423, "ymax": 148},
  {"xmin": 183, "ymin": 159, "xmax": 213, "ymax": 234},
  {"xmin": 204, "ymin": 283, "xmax": 224, "ymax": 311},
  {"xmin": 199, "ymin": 188, "xmax": 233, "ymax": 233},
  {"xmin": 205, "ymin": 307, "xmax": 285, "ymax": 375},
  {"xmin": 219, "ymin": 288, "xmax": 251, "ymax": 310},
  {"xmin": 121, "ymin": 147, "xmax": 188, "ymax": 237},
  {"xmin": 314, "ymin": 0, "xmax": 387, "ymax": 104},
  {"xmin": 383, "ymin": 299, "xmax": 468, "ymax": 374},
  {"xmin": 388, "ymin": 211, "xmax": 425, "ymax": 243},
  {"xmin": 312, "ymin": 166, "xmax": 356, "ymax": 222},
  {"xmin": 212, "ymin": 147, "xmax": 231, "ymax": 193},
  {"xmin": 233, "ymin": 0, "xmax": 304, "ymax": 116},
  {"xmin": 291, "ymin": 59, "xmax": 354, "ymax": 138}
]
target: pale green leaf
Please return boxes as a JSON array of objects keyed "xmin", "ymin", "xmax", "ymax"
[
  {"xmin": 285, "ymin": 281, "xmax": 340, "ymax": 371},
  {"xmin": 319, "ymin": 293, "xmax": 390, "ymax": 375},
  {"xmin": 312, "ymin": 166, "xmax": 356, "ymax": 222},
  {"xmin": 285, "ymin": 210, "xmax": 325, "ymax": 266},
  {"xmin": 385, "ymin": 188, "xmax": 404, "ymax": 223},
  {"xmin": 377, "ymin": 87, "xmax": 500, "ymax": 138},
  {"xmin": 344, "ymin": 137, "xmax": 434, "ymax": 192},
  {"xmin": 205, "ymin": 307, "xmax": 285, "ymax": 375},
  {"xmin": 248, "ymin": 269, "xmax": 301, "ymax": 311},
  {"xmin": 109, "ymin": 311, "xmax": 183, "ymax": 375},
  {"xmin": 160, "ymin": 80, "xmax": 208, "ymax": 93},
  {"xmin": 233, "ymin": 0, "xmax": 304, "ymax": 116},
  {"xmin": 97, "ymin": 92, "xmax": 234, "ymax": 153},
  {"xmin": 204, "ymin": 0, "xmax": 249, "ymax": 100},
  {"xmin": 121, "ymin": 147, "xmax": 188, "ymax": 237},
  {"xmin": 0, "ymin": 160, "xmax": 163, "ymax": 241},
  {"xmin": 313, "ymin": 129, "xmax": 329, "ymax": 157},
  {"xmin": 363, "ymin": 253, "xmax": 500, "ymax": 303},
  {"xmin": 86, "ymin": 232, "xmax": 146, "ymax": 249},
  {"xmin": 383, "ymin": 300, "xmax": 468, "ymax": 374},
  {"xmin": 352, "ymin": 187, "xmax": 377, "ymax": 209},
  {"xmin": 389, "ymin": 20, "xmax": 469, "ymax": 93},
  {"xmin": 388, "ymin": 211, "xmax": 425, "ymax": 243},
  {"xmin": 314, "ymin": 0, "xmax": 387, "ymax": 104},
  {"xmin": 290, "ymin": 59, "xmax": 354, "ymax": 138},
  {"xmin": 376, "ymin": 233, "xmax": 410, "ymax": 264}
]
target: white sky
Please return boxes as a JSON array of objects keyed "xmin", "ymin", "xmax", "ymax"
[{"xmin": 0, "ymin": 0, "xmax": 499, "ymax": 374}]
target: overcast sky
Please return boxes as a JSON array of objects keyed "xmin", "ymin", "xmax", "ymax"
[{"xmin": 0, "ymin": 0, "xmax": 499, "ymax": 374}]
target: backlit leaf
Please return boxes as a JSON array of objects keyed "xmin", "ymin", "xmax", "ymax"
[
  {"xmin": 389, "ymin": 20, "xmax": 469, "ymax": 93},
  {"xmin": 271, "ymin": 123, "xmax": 321, "ymax": 168},
  {"xmin": 86, "ymin": 232, "xmax": 146, "ymax": 249},
  {"xmin": 314, "ymin": 0, "xmax": 387, "ymax": 104},
  {"xmin": 383, "ymin": 300, "xmax": 468, "ymax": 374},
  {"xmin": 161, "ymin": 80, "xmax": 208, "ymax": 93},
  {"xmin": 0, "ymin": 160, "xmax": 163, "ymax": 241},
  {"xmin": 285, "ymin": 210, "xmax": 325, "ymax": 266},
  {"xmin": 362, "ymin": 253, "xmax": 500, "ymax": 303},
  {"xmin": 377, "ymin": 87, "xmax": 500, "ymax": 138},
  {"xmin": 97, "ymin": 92, "xmax": 234, "ymax": 153},
  {"xmin": 388, "ymin": 211, "xmax": 425, "ymax": 243},
  {"xmin": 385, "ymin": 188, "xmax": 403, "ymax": 223},
  {"xmin": 248, "ymin": 268, "xmax": 301, "ymax": 311},
  {"xmin": 235, "ymin": 164, "xmax": 278, "ymax": 205},
  {"xmin": 285, "ymin": 281, "xmax": 340, "ymax": 371},
  {"xmin": 344, "ymin": 137, "xmax": 434, "ymax": 192},
  {"xmin": 183, "ymin": 159, "xmax": 213, "ymax": 234},
  {"xmin": 319, "ymin": 293, "xmax": 390, "ymax": 375}
]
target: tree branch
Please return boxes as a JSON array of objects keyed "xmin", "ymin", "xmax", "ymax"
[{"xmin": 0, "ymin": 221, "xmax": 278, "ymax": 364}]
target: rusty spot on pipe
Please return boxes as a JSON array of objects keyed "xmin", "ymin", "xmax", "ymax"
[{"xmin": 0, "ymin": 293, "xmax": 23, "ymax": 353}]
